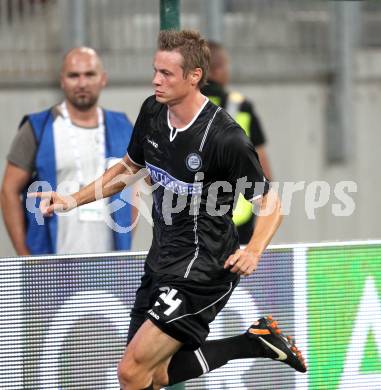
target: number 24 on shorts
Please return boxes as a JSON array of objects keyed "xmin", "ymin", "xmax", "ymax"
[{"xmin": 155, "ymin": 288, "xmax": 183, "ymax": 316}]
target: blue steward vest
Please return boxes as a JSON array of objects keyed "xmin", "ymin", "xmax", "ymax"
[{"xmin": 22, "ymin": 108, "xmax": 134, "ymax": 254}]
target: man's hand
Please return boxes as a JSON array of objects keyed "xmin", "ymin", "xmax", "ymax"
[
  {"xmin": 27, "ymin": 191, "xmax": 77, "ymax": 217},
  {"xmin": 224, "ymin": 249, "xmax": 260, "ymax": 276}
]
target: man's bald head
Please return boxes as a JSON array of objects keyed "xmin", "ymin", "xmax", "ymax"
[
  {"xmin": 61, "ymin": 47, "xmax": 104, "ymax": 73},
  {"xmin": 60, "ymin": 47, "xmax": 107, "ymax": 111}
]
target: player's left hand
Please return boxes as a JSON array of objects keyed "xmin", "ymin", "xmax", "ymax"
[{"xmin": 224, "ymin": 249, "xmax": 260, "ymax": 276}]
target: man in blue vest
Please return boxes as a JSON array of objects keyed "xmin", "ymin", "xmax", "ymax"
[{"xmin": 0, "ymin": 47, "xmax": 135, "ymax": 255}]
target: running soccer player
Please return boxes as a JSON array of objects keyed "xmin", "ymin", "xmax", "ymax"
[{"xmin": 31, "ymin": 30, "xmax": 306, "ymax": 390}]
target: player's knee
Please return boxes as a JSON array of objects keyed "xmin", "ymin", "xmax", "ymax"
[
  {"xmin": 118, "ymin": 352, "xmax": 152, "ymax": 388},
  {"xmin": 152, "ymin": 364, "xmax": 169, "ymax": 388}
]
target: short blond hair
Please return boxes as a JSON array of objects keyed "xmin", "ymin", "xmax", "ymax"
[{"xmin": 158, "ymin": 30, "xmax": 210, "ymax": 88}]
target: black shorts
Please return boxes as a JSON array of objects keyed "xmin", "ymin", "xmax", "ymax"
[{"xmin": 127, "ymin": 262, "xmax": 239, "ymax": 350}]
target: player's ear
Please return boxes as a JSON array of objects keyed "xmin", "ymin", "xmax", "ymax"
[
  {"xmin": 190, "ymin": 68, "xmax": 202, "ymax": 86},
  {"xmin": 59, "ymin": 72, "xmax": 65, "ymax": 90},
  {"xmin": 101, "ymin": 71, "xmax": 108, "ymax": 88}
]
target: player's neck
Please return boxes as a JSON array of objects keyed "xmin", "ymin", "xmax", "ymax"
[
  {"xmin": 65, "ymin": 100, "xmax": 99, "ymax": 128},
  {"xmin": 167, "ymin": 91, "xmax": 206, "ymax": 129}
]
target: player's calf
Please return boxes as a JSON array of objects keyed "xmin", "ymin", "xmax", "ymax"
[{"xmin": 165, "ymin": 316, "xmax": 306, "ymax": 385}]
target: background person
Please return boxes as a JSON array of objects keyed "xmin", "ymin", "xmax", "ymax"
[
  {"xmin": 202, "ymin": 41, "xmax": 272, "ymax": 244},
  {"xmin": 0, "ymin": 47, "xmax": 135, "ymax": 255}
]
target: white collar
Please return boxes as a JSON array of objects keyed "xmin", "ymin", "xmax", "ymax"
[{"xmin": 167, "ymin": 97, "xmax": 209, "ymax": 132}]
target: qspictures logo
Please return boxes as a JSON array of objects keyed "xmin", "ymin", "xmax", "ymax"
[{"xmin": 307, "ymin": 245, "xmax": 381, "ymax": 390}]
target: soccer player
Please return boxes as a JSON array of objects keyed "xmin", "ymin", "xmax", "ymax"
[{"xmin": 31, "ymin": 30, "xmax": 306, "ymax": 390}]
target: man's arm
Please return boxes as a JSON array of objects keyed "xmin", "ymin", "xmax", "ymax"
[
  {"xmin": 224, "ymin": 188, "xmax": 282, "ymax": 275},
  {"xmin": 31, "ymin": 155, "xmax": 147, "ymax": 216},
  {"xmin": 245, "ymin": 100, "xmax": 273, "ymax": 181},
  {"xmin": 0, "ymin": 163, "xmax": 32, "ymax": 255},
  {"xmin": 256, "ymin": 145, "xmax": 272, "ymax": 182}
]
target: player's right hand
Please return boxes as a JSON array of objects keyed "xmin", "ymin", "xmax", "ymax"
[{"xmin": 27, "ymin": 191, "xmax": 77, "ymax": 217}]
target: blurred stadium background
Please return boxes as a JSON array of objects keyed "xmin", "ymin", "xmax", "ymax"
[
  {"xmin": 1, "ymin": 0, "xmax": 381, "ymax": 255},
  {"xmin": 0, "ymin": 1, "xmax": 380, "ymax": 389}
]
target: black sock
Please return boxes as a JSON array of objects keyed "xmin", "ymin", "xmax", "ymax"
[{"xmin": 167, "ymin": 333, "xmax": 265, "ymax": 385}]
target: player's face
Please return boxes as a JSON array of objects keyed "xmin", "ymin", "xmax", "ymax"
[
  {"xmin": 152, "ymin": 50, "xmax": 196, "ymax": 105},
  {"xmin": 60, "ymin": 52, "xmax": 107, "ymax": 111}
]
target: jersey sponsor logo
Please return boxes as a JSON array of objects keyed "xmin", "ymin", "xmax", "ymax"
[
  {"xmin": 186, "ymin": 153, "xmax": 202, "ymax": 172},
  {"xmin": 146, "ymin": 162, "xmax": 202, "ymax": 195}
]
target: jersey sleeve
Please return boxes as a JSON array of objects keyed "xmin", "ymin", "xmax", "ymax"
[
  {"xmin": 218, "ymin": 125, "xmax": 270, "ymax": 201},
  {"xmin": 250, "ymin": 109, "xmax": 266, "ymax": 147},
  {"xmin": 240, "ymin": 100, "xmax": 266, "ymax": 147},
  {"xmin": 126, "ymin": 102, "xmax": 147, "ymax": 167},
  {"xmin": 7, "ymin": 120, "xmax": 37, "ymax": 173}
]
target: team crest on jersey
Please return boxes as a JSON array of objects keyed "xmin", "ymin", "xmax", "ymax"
[{"xmin": 186, "ymin": 153, "xmax": 202, "ymax": 172}]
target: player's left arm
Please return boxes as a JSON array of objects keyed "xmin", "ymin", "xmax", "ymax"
[
  {"xmin": 255, "ymin": 145, "xmax": 272, "ymax": 182},
  {"xmin": 248, "ymin": 107, "xmax": 273, "ymax": 181},
  {"xmin": 224, "ymin": 188, "xmax": 282, "ymax": 276}
]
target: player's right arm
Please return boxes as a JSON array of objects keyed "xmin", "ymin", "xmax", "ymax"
[
  {"xmin": 30, "ymin": 155, "xmax": 147, "ymax": 217},
  {"xmin": 34, "ymin": 96, "xmax": 153, "ymax": 217},
  {"xmin": 30, "ymin": 95, "xmax": 153, "ymax": 217},
  {"xmin": 0, "ymin": 163, "xmax": 32, "ymax": 255}
]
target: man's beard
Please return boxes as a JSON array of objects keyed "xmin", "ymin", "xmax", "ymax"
[{"xmin": 69, "ymin": 94, "xmax": 98, "ymax": 111}]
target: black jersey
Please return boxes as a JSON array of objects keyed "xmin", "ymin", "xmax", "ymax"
[{"xmin": 127, "ymin": 96, "xmax": 269, "ymax": 283}]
